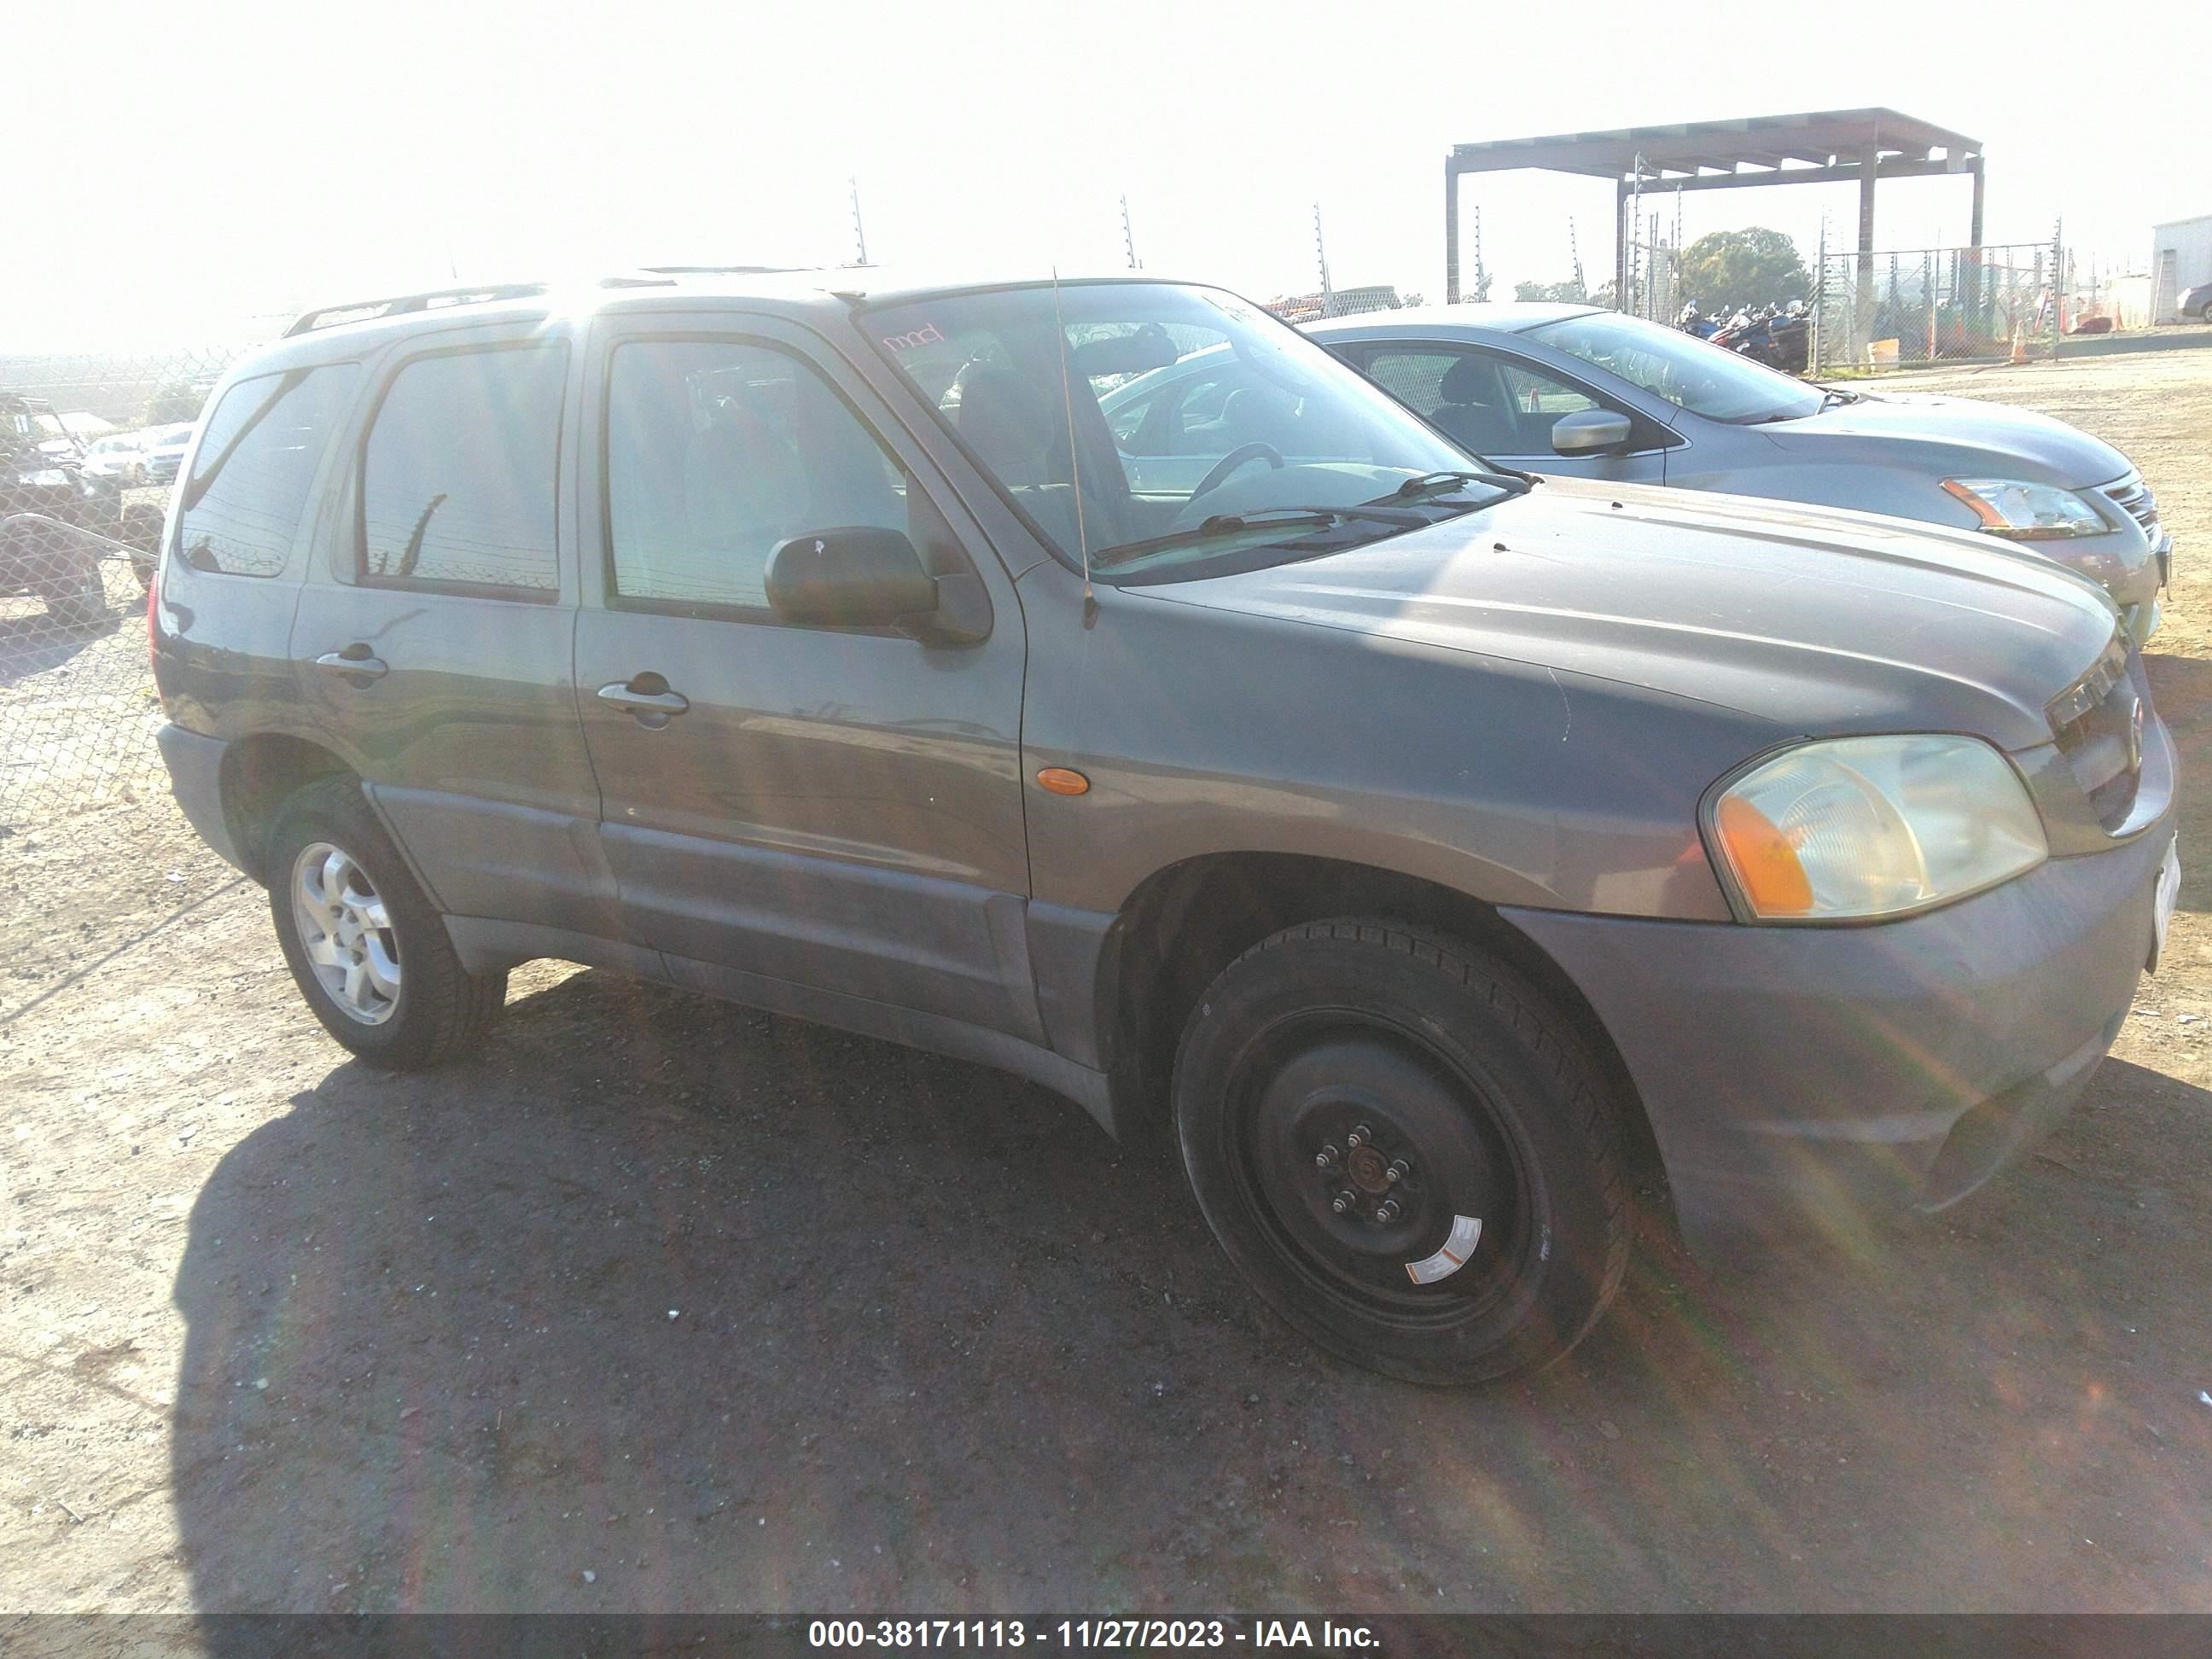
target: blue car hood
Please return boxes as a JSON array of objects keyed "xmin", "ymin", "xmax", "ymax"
[{"xmin": 1759, "ymin": 391, "xmax": 2132, "ymax": 488}]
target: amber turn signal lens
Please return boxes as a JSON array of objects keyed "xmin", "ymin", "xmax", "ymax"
[
  {"xmin": 1036, "ymin": 767, "xmax": 1091, "ymax": 796},
  {"xmin": 1713, "ymin": 793, "xmax": 1813, "ymax": 917}
]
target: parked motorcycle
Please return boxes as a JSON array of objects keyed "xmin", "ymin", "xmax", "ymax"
[
  {"xmin": 1702, "ymin": 301, "xmax": 1809, "ymax": 375},
  {"xmin": 1676, "ymin": 301, "xmax": 1723, "ymax": 341}
]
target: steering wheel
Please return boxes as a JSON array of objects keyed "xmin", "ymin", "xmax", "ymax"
[{"xmin": 1190, "ymin": 442, "xmax": 1285, "ymax": 502}]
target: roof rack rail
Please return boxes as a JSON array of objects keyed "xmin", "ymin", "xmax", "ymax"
[
  {"xmin": 282, "ymin": 274, "xmax": 680, "ymax": 337},
  {"xmin": 636, "ymin": 264, "xmax": 796, "ymax": 276}
]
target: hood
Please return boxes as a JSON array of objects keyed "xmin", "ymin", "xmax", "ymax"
[
  {"xmin": 1132, "ymin": 477, "xmax": 2118, "ymax": 752},
  {"xmin": 1759, "ymin": 391, "xmax": 2132, "ymax": 487}
]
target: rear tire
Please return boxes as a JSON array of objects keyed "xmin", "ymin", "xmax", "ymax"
[
  {"xmin": 266, "ymin": 775, "xmax": 506, "ymax": 1069},
  {"xmin": 33, "ymin": 542, "xmax": 108, "ymax": 628},
  {"xmin": 1174, "ymin": 917, "xmax": 1631, "ymax": 1385}
]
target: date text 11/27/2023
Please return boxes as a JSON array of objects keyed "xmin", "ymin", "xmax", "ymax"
[{"xmin": 806, "ymin": 1620, "xmax": 1381, "ymax": 1650}]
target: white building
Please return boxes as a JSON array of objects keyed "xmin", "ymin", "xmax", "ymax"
[{"xmin": 2151, "ymin": 214, "xmax": 2212, "ymax": 322}]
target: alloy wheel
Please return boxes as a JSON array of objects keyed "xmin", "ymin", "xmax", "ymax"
[{"xmin": 290, "ymin": 840, "xmax": 401, "ymax": 1025}]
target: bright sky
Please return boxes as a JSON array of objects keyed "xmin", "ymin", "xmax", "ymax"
[{"xmin": 12, "ymin": 0, "xmax": 2209, "ymax": 349}]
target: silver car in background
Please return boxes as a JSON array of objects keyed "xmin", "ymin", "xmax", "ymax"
[
  {"xmin": 1305, "ymin": 306, "xmax": 2171, "ymax": 643},
  {"xmin": 81, "ymin": 432, "xmax": 148, "ymax": 486},
  {"xmin": 142, "ymin": 422, "xmax": 195, "ymax": 485}
]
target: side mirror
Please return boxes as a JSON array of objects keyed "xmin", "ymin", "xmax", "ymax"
[
  {"xmin": 765, "ymin": 527, "xmax": 938, "ymax": 629},
  {"xmin": 1551, "ymin": 408, "xmax": 1634, "ymax": 456}
]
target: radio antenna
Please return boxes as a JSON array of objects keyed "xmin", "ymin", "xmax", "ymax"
[{"xmin": 1049, "ymin": 267, "xmax": 1094, "ymax": 612}]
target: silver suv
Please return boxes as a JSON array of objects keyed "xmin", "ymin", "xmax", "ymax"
[{"xmin": 153, "ymin": 272, "xmax": 2178, "ymax": 1383}]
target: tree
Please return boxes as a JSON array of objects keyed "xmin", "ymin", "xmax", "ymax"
[
  {"xmin": 1511, "ymin": 277, "xmax": 1615, "ymax": 307},
  {"xmin": 145, "ymin": 381, "xmax": 209, "ymax": 426},
  {"xmin": 1679, "ymin": 228, "xmax": 1810, "ymax": 312}
]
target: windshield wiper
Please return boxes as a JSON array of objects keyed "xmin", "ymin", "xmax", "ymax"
[
  {"xmin": 1377, "ymin": 468, "xmax": 1537, "ymax": 504},
  {"xmin": 1816, "ymin": 387, "xmax": 1861, "ymax": 410},
  {"xmin": 1091, "ymin": 504, "xmax": 1426, "ymax": 568}
]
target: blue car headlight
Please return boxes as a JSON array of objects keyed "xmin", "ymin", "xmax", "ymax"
[{"xmin": 1941, "ymin": 477, "xmax": 2110, "ymax": 540}]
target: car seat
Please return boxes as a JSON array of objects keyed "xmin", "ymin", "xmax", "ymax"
[{"xmin": 1429, "ymin": 356, "xmax": 1521, "ymax": 457}]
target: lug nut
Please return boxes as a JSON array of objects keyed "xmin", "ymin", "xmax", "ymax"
[
  {"xmin": 1315, "ymin": 1144, "xmax": 1339, "ymax": 1169},
  {"xmin": 1348, "ymin": 1124, "xmax": 1372, "ymax": 1149},
  {"xmin": 1386, "ymin": 1159, "xmax": 1408, "ymax": 1184},
  {"xmin": 1375, "ymin": 1199, "xmax": 1401, "ymax": 1223},
  {"xmin": 1330, "ymin": 1193, "xmax": 1353, "ymax": 1214}
]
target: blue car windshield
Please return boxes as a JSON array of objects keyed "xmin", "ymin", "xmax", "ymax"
[
  {"xmin": 863, "ymin": 282, "xmax": 1491, "ymax": 578},
  {"xmin": 1527, "ymin": 311, "xmax": 1823, "ymax": 424}
]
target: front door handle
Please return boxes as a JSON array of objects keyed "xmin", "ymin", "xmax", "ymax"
[
  {"xmin": 597, "ymin": 675, "xmax": 690, "ymax": 725},
  {"xmin": 313, "ymin": 646, "xmax": 387, "ymax": 681}
]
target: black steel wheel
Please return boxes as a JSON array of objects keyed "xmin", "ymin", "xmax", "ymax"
[{"xmin": 1174, "ymin": 918, "xmax": 1631, "ymax": 1385}]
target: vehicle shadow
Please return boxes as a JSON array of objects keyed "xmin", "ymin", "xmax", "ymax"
[
  {"xmin": 169, "ymin": 976, "xmax": 2212, "ymax": 1616},
  {"xmin": 0, "ymin": 604, "xmax": 124, "ymax": 689}
]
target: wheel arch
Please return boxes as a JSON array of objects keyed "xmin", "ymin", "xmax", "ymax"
[
  {"xmin": 1096, "ymin": 850, "xmax": 1667, "ymax": 1202},
  {"xmin": 219, "ymin": 731, "xmax": 358, "ymax": 883}
]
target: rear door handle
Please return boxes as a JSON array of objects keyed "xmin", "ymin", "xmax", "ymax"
[
  {"xmin": 597, "ymin": 676, "xmax": 690, "ymax": 725},
  {"xmin": 313, "ymin": 647, "xmax": 387, "ymax": 681}
]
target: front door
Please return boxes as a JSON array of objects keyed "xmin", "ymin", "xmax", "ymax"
[
  {"xmin": 1357, "ymin": 345, "xmax": 1670, "ymax": 486},
  {"xmin": 573, "ymin": 317, "xmax": 1037, "ymax": 1039}
]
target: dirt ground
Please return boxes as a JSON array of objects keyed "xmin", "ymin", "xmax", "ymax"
[{"xmin": 3, "ymin": 350, "xmax": 2211, "ymax": 1621}]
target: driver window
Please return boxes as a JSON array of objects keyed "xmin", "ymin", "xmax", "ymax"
[
  {"xmin": 1498, "ymin": 362, "xmax": 1599, "ymax": 420},
  {"xmin": 1366, "ymin": 349, "xmax": 1522, "ymax": 459},
  {"xmin": 607, "ymin": 340, "xmax": 909, "ymax": 614}
]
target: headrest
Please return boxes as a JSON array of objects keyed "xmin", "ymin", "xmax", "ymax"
[{"xmin": 1438, "ymin": 355, "xmax": 1491, "ymax": 407}]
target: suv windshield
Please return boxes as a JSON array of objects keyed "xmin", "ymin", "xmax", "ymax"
[
  {"xmin": 864, "ymin": 282, "xmax": 1502, "ymax": 579},
  {"xmin": 1526, "ymin": 310, "xmax": 1822, "ymax": 424}
]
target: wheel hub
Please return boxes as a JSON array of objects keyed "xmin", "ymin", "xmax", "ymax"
[
  {"xmin": 290, "ymin": 840, "xmax": 401, "ymax": 1027},
  {"xmin": 1249, "ymin": 1033, "xmax": 1517, "ymax": 1304},
  {"xmin": 1344, "ymin": 1141, "xmax": 1392, "ymax": 1194}
]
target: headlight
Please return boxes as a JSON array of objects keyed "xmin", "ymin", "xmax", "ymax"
[
  {"xmin": 20, "ymin": 468, "xmax": 69, "ymax": 488},
  {"xmin": 1705, "ymin": 734, "xmax": 2046, "ymax": 923},
  {"xmin": 1941, "ymin": 477, "xmax": 2110, "ymax": 539}
]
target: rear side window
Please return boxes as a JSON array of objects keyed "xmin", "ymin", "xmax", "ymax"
[
  {"xmin": 178, "ymin": 364, "xmax": 358, "ymax": 577},
  {"xmin": 605, "ymin": 340, "xmax": 907, "ymax": 614},
  {"xmin": 360, "ymin": 344, "xmax": 567, "ymax": 596}
]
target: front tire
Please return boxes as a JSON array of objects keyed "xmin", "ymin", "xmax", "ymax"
[
  {"xmin": 1174, "ymin": 918, "xmax": 1631, "ymax": 1385},
  {"xmin": 266, "ymin": 775, "xmax": 505, "ymax": 1069}
]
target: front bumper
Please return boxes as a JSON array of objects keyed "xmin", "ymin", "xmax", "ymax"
[{"xmin": 1505, "ymin": 806, "xmax": 2175, "ymax": 1262}]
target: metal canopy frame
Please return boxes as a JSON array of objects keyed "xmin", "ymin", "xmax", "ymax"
[{"xmin": 1441, "ymin": 108, "xmax": 1986, "ymax": 306}]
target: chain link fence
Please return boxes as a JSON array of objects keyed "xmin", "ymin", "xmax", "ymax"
[
  {"xmin": 1262, "ymin": 284, "xmax": 1420, "ymax": 323},
  {"xmin": 1810, "ymin": 242, "xmax": 2054, "ymax": 374},
  {"xmin": 2, "ymin": 340, "xmax": 271, "ymax": 850}
]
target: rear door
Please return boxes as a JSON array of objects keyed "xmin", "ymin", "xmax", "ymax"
[
  {"xmin": 288, "ymin": 324, "xmax": 622, "ymax": 942},
  {"xmin": 1350, "ymin": 342, "xmax": 1671, "ymax": 485},
  {"xmin": 573, "ymin": 313, "xmax": 1038, "ymax": 1039}
]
